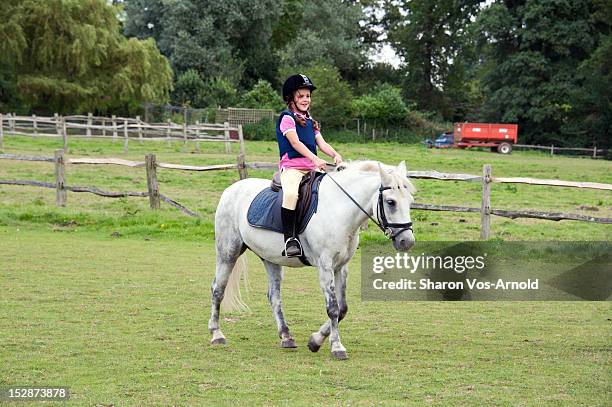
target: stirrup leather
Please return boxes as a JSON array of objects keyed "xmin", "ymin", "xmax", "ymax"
[{"xmin": 283, "ymin": 237, "xmax": 303, "ymax": 257}]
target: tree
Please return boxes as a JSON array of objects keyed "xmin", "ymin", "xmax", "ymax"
[
  {"xmin": 124, "ymin": 0, "xmax": 280, "ymax": 88},
  {"xmin": 278, "ymin": 0, "xmax": 367, "ymax": 77},
  {"xmin": 0, "ymin": 0, "xmax": 172, "ymax": 114},
  {"xmin": 239, "ymin": 80, "xmax": 285, "ymax": 111},
  {"xmin": 568, "ymin": 34, "xmax": 612, "ymax": 148},
  {"xmin": 476, "ymin": 0, "xmax": 609, "ymax": 146},
  {"xmin": 352, "ymin": 84, "xmax": 407, "ymax": 128},
  {"xmin": 172, "ymin": 69, "xmax": 206, "ymax": 107},
  {"xmin": 201, "ymin": 77, "xmax": 239, "ymax": 108},
  {"xmin": 383, "ymin": 0, "xmax": 481, "ymax": 117}
]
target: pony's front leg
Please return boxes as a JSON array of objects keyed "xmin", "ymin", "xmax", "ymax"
[
  {"xmin": 315, "ymin": 264, "xmax": 348, "ymax": 360},
  {"xmin": 262, "ymin": 260, "xmax": 297, "ymax": 349},
  {"xmin": 308, "ymin": 265, "xmax": 348, "ymax": 354}
]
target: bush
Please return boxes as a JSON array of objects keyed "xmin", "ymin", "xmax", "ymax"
[
  {"xmin": 172, "ymin": 69, "xmax": 206, "ymax": 107},
  {"xmin": 239, "ymin": 80, "xmax": 284, "ymax": 111},
  {"xmin": 242, "ymin": 118, "xmax": 276, "ymax": 141},
  {"xmin": 201, "ymin": 77, "xmax": 238, "ymax": 107}
]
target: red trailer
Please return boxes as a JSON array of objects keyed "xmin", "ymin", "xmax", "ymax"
[{"xmin": 453, "ymin": 123, "xmax": 518, "ymax": 154}]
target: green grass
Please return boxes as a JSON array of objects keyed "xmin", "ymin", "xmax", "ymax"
[
  {"xmin": 1, "ymin": 228, "xmax": 610, "ymax": 405},
  {"xmin": 0, "ymin": 135, "xmax": 611, "ymax": 405}
]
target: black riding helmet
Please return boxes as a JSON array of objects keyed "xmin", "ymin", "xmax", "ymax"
[{"xmin": 282, "ymin": 74, "xmax": 316, "ymax": 102}]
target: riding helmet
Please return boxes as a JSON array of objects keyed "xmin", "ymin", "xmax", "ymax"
[{"xmin": 282, "ymin": 74, "xmax": 316, "ymax": 101}]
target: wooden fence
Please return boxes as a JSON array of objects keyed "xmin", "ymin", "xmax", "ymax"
[
  {"xmin": 1, "ymin": 151, "xmax": 610, "ymax": 238},
  {"xmin": 513, "ymin": 144, "xmax": 607, "ymax": 158},
  {"xmin": 0, "ymin": 113, "xmax": 244, "ymax": 155},
  {"xmin": 215, "ymin": 107, "xmax": 275, "ymax": 127}
]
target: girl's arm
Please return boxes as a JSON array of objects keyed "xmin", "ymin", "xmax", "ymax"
[
  {"xmin": 286, "ymin": 131, "xmax": 327, "ymax": 170},
  {"xmin": 316, "ymin": 134, "xmax": 342, "ymax": 164}
]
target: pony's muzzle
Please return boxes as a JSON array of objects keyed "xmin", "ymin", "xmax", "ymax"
[{"xmin": 393, "ymin": 229, "xmax": 415, "ymax": 251}]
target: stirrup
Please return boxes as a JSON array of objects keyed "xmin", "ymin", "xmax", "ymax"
[{"xmin": 283, "ymin": 237, "xmax": 303, "ymax": 257}]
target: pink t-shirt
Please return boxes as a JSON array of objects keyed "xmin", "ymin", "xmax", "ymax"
[{"xmin": 279, "ymin": 115, "xmax": 321, "ymax": 171}]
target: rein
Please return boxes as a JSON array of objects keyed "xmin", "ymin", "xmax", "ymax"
[{"xmin": 325, "ymin": 165, "xmax": 413, "ymax": 239}]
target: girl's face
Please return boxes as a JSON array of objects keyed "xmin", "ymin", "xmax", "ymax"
[{"xmin": 293, "ymin": 88, "xmax": 311, "ymax": 112}]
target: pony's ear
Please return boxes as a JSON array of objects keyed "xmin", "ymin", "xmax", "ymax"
[
  {"xmin": 397, "ymin": 161, "xmax": 407, "ymax": 178},
  {"xmin": 378, "ymin": 163, "xmax": 392, "ymax": 185}
]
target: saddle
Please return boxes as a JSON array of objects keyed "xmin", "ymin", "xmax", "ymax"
[{"xmin": 247, "ymin": 171, "xmax": 326, "ymax": 235}]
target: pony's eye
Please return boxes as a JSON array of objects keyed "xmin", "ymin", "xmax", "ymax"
[{"xmin": 386, "ymin": 199, "xmax": 396, "ymax": 207}]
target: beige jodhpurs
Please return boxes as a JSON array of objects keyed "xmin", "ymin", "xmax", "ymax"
[{"xmin": 280, "ymin": 168, "xmax": 308, "ymax": 210}]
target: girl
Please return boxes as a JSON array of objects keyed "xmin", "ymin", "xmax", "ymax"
[{"xmin": 276, "ymin": 74, "xmax": 343, "ymax": 257}]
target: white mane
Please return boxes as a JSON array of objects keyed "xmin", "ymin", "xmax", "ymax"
[{"xmin": 336, "ymin": 160, "xmax": 416, "ymax": 194}]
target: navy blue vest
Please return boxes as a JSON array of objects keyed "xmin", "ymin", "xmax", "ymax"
[{"xmin": 276, "ymin": 110, "xmax": 317, "ymax": 159}]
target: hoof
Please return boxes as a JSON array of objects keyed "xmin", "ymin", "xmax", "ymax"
[
  {"xmin": 281, "ymin": 339, "xmax": 297, "ymax": 349},
  {"xmin": 307, "ymin": 335, "xmax": 322, "ymax": 353},
  {"xmin": 210, "ymin": 337, "xmax": 226, "ymax": 345},
  {"xmin": 332, "ymin": 350, "xmax": 348, "ymax": 360}
]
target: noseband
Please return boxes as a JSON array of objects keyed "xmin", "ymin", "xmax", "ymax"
[{"xmin": 326, "ymin": 174, "xmax": 413, "ymax": 241}]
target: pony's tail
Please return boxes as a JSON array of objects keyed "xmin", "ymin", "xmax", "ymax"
[{"xmin": 221, "ymin": 255, "xmax": 250, "ymax": 313}]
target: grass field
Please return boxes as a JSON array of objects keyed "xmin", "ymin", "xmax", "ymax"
[{"xmin": 1, "ymin": 135, "xmax": 610, "ymax": 405}]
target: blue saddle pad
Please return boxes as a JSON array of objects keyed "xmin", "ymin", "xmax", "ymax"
[{"xmin": 247, "ymin": 173, "xmax": 326, "ymax": 234}]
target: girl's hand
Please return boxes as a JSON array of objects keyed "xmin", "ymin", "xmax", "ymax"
[
  {"xmin": 312, "ymin": 156, "xmax": 327, "ymax": 170},
  {"xmin": 333, "ymin": 154, "xmax": 343, "ymax": 165}
]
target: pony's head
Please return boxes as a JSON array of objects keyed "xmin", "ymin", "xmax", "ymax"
[
  {"xmin": 337, "ymin": 160, "xmax": 416, "ymax": 251},
  {"xmin": 376, "ymin": 161, "xmax": 416, "ymax": 251}
]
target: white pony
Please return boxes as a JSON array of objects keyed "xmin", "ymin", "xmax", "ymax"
[{"xmin": 209, "ymin": 161, "xmax": 416, "ymax": 359}]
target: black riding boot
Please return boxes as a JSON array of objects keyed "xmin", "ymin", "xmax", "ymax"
[{"xmin": 281, "ymin": 207, "xmax": 302, "ymax": 257}]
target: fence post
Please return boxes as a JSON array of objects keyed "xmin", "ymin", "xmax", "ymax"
[
  {"xmin": 136, "ymin": 115, "xmax": 143, "ymax": 144},
  {"xmin": 54, "ymin": 113, "xmax": 60, "ymax": 138},
  {"xmin": 87, "ymin": 113, "xmax": 92, "ymax": 137},
  {"xmin": 54, "ymin": 149, "xmax": 67, "ymax": 207},
  {"xmin": 238, "ymin": 124, "xmax": 245, "ymax": 156},
  {"xmin": 0, "ymin": 113, "xmax": 4, "ymax": 150},
  {"xmin": 102, "ymin": 117, "xmax": 106, "ymax": 138},
  {"xmin": 10, "ymin": 113, "xmax": 16, "ymax": 133},
  {"xmin": 480, "ymin": 164, "xmax": 492, "ymax": 240},
  {"xmin": 550, "ymin": 145, "xmax": 554, "ymax": 156},
  {"xmin": 166, "ymin": 120, "xmax": 172, "ymax": 146},
  {"xmin": 593, "ymin": 146, "xmax": 597, "ymax": 159},
  {"xmin": 62, "ymin": 117, "xmax": 68, "ymax": 152},
  {"xmin": 32, "ymin": 114, "xmax": 38, "ymax": 136},
  {"xmin": 183, "ymin": 121, "xmax": 187, "ymax": 145},
  {"xmin": 123, "ymin": 119, "xmax": 129, "ymax": 153},
  {"xmin": 195, "ymin": 120, "xmax": 201, "ymax": 152},
  {"xmin": 112, "ymin": 115, "xmax": 117, "ymax": 143},
  {"xmin": 237, "ymin": 153, "xmax": 248, "ymax": 180},
  {"xmin": 0, "ymin": 112, "xmax": 4, "ymax": 149},
  {"xmin": 224, "ymin": 121, "xmax": 231, "ymax": 154},
  {"xmin": 145, "ymin": 154, "xmax": 160, "ymax": 210}
]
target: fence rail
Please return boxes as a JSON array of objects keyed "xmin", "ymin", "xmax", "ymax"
[
  {"xmin": 513, "ymin": 144, "xmax": 606, "ymax": 158},
  {"xmin": 0, "ymin": 113, "xmax": 244, "ymax": 155},
  {"xmin": 1, "ymin": 152, "xmax": 610, "ymax": 236}
]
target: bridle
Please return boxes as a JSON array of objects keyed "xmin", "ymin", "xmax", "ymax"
[
  {"xmin": 325, "ymin": 168, "xmax": 413, "ymax": 240},
  {"xmin": 376, "ymin": 185, "xmax": 414, "ymax": 239}
]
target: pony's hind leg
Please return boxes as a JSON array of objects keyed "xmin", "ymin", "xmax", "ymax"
[
  {"xmin": 308, "ymin": 265, "xmax": 348, "ymax": 356},
  {"xmin": 208, "ymin": 238, "xmax": 246, "ymax": 345},
  {"xmin": 262, "ymin": 260, "xmax": 297, "ymax": 349}
]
